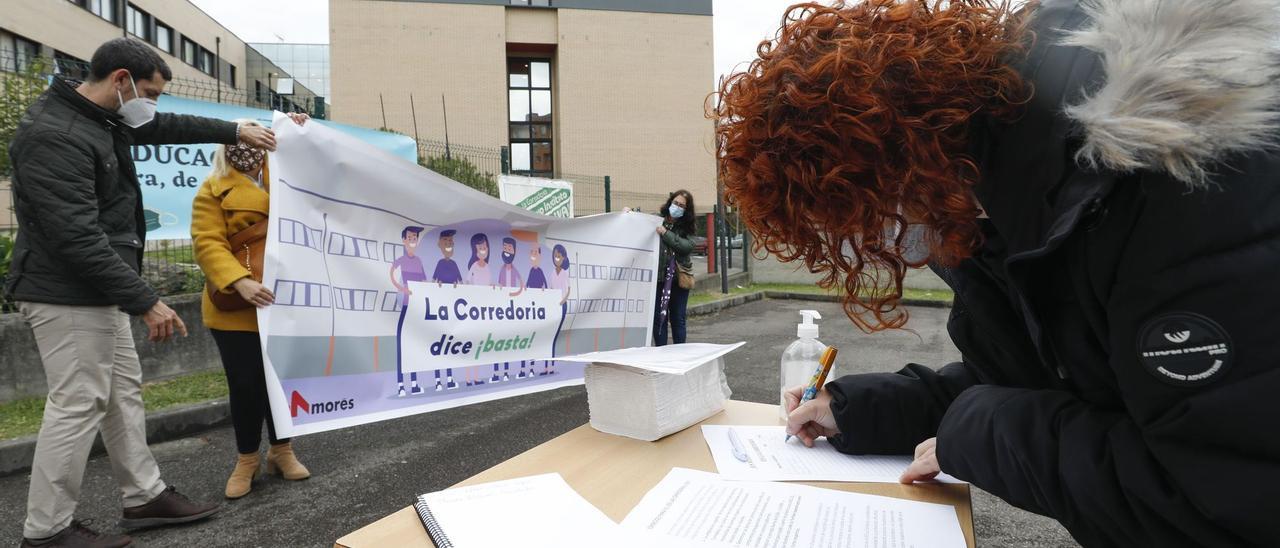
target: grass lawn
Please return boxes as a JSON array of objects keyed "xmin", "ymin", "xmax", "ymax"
[
  {"xmin": 143, "ymin": 244, "xmax": 195, "ymax": 264},
  {"xmin": 0, "ymin": 370, "xmax": 228, "ymax": 441},
  {"xmin": 688, "ymin": 282, "xmax": 954, "ymax": 308}
]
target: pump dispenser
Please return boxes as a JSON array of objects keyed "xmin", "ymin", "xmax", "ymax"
[{"xmin": 780, "ymin": 310, "xmax": 829, "ymax": 420}]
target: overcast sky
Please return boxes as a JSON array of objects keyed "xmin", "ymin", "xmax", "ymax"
[{"xmin": 190, "ymin": 0, "xmax": 802, "ymax": 89}]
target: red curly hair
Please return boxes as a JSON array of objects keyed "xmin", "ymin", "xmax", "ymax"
[{"xmin": 712, "ymin": 0, "xmax": 1031, "ymax": 332}]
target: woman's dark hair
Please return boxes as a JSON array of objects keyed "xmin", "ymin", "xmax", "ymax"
[
  {"xmin": 552, "ymin": 244, "xmax": 570, "ymax": 271},
  {"xmin": 90, "ymin": 38, "xmax": 172, "ymax": 82},
  {"xmin": 468, "ymin": 233, "xmax": 489, "ymax": 269},
  {"xmin": 659, "ymin": 190, "xmax": 697, "ymax": 236}
]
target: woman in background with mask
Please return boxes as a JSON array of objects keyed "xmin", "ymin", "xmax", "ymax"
[
  {"xmin": 191, "ymin": 116, "xmax": 310, "ymax": 500},
  {"xmin": 653, "ymin": 190, "xmax": 696, "ymax": 346}
]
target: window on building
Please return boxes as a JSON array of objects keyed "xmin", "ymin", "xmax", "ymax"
[
  {"xmin": 273, "ymin": 280, "xmax": 331, "ymax": 308},
  {"xmin": 381, "ymin": 291, "xmax": 403, "ymax": 313},
  {"xmin": 278, "ymin": 218, "xmax": 324, "ymax": 252},
  {"xmin": 53, "ymin": 51, "xmax": 90, "ymax": 80},
  {"xmin": 333, "ymin": 287, "xmax": 379, "ymax": 312},
  {"xmin": 126, "ymin": 4, "xmax": 151, "ymax": 42},
  {"xmin": 80, "ymin": 0, "xmax": 117, "ymax": 24},
  {"xmin": 155, "ymin": 22, "xmax": 173, "ymax": 54},
  {"xmin": 328, "ymin": 233, "xmax": 380, "ymax": 261},
  {"xmin": 181, "ymin": 38, "xmax": 197, "ymax": 66},
  {"xmin": 510, "ymin": 0, "xmax": 552, "ymax": 5},
  {"xmin": 198, "ymin": 49, "xmax": 215, "ymax": 75},
  {"xmin": 383, "ymin": 243, "xmax": 405, "ymax": 263},
  {"xmin": 228, "ymin": 65, "xmax": 236, "ymax": 88},
  {"xmin": 1, "ymin": 31, "xmax": 41, "ymax": 74},
  {"xmin": 508, "ymin": 58, "xmax": 554, "ymax": 177}
]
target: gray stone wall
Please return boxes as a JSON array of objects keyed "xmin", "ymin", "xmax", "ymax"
[{"xmin": 0, "ymin": 293, "xmax": 222, "ymax": 403}]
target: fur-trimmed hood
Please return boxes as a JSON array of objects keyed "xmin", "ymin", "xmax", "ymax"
[{"xmin": 1061, "ymin": 0, "xmax": 1280, "ymax": 187}]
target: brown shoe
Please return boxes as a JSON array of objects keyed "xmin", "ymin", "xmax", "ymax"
[
  {"xmin": 21, "ymin": 520, "xmax": 132, "ymax": 548},
  {"xmin": 225, "ymin": 452, "xmax": 260, "ymax": 499},
  {"xmin": 119, "ymin": 485, "xmax": 220, "ymax": 531},
  {"xmin": 266, "ymin": 442, "xmax": 311, "ymax": 481}
]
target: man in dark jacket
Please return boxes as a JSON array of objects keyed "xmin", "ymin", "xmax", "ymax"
[
  {"xmin": 5, "ymin": 38, "xmax": 281, "ymax": 548},
  {"xmin": 717, "ymin": 0, "xmax": 1280, "ymax": 546}
]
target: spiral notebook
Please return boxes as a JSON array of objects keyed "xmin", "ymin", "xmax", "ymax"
[{"xmin": 413, "ymin": 473, "xmax": 648, "ymax": 548}]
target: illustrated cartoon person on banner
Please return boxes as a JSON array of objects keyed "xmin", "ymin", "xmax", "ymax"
[
  {"xmin": 517, "ymin": 231, "xmax": 545, "ymax": 379},
  {"xmin": 545, "ymin": 244, "xmax": 572, "ymax": 376},
  {"xmin": 430, "ymin": 229, "xmax": 462, "ymax": 391},
  {"xmin": 490, "ymin": 236, "xmax": 526, "ymax": 383},
  {"xmin": 464, "ymin": 233, "xmax": 493, "ymax": 387},
  {"xmin": 390, "ymin": 226, "xmax": 427, "ymax": 397}
]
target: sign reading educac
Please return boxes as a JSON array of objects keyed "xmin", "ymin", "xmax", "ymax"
[
  {"xmin": 260, "ymin": 113, "xmax": 661, "ymax": 437},
  {"xmin": 130, "ymin": 95, "xmax": 417, "ymax": 239}
]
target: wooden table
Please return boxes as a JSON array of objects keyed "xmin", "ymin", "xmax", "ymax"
[{"xmin": 335, "ymin": 400, "xmax": 974, "ymax": 547}]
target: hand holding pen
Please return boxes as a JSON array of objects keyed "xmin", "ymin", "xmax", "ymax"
[{"xmin": 784, "ymin": 346, "xmax": 839, "ymax": 445}]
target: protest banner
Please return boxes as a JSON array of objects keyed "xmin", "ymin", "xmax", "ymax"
[
  {"xmin": 261, "ymin": 113, "xmax": 661, "ymax": 437},
  {"xmin": 132, "ymin": 96, "xmax": 417, "ymax": 239},
  {"xmin": 498, "ymin": 175, "xmax": 575, "ymax": 217}
]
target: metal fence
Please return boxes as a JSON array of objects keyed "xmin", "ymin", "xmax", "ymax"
[
  {"xmin": 562, "ymin": 173, "xmax": 669, "ymax": 217},
  {"xmin": 417, "ymin": 138, "xmax": 504, "ymax": 198},
  {"xmin": 0, "ymin": 53, "xmax": 665, "ymax": 310}
]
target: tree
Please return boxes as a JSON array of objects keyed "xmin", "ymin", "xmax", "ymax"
[
  {"xmin": 0, "ymin": 59, "xmax": 49, "ymax": 177},
  {"xmin": 420, "ymin": 154, "xmax": 499, "ymax": 198}
]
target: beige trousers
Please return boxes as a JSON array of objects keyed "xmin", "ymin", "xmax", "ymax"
[{"xmin": 19, "ymin": 302, "xmax": 166, "ymax": 539}]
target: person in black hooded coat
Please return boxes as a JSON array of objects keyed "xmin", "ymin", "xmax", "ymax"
[{"xmin": 714, "ymin": 0, "xmax": 1280, "ymax": 546}]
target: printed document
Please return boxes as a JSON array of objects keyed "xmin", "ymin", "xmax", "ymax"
[
  {"xmin": 420, "ymin": 473, "xmax": 661, "ymax": 547},
  {"xmin": 622, "ymin": 468, "xmax": 966, "ymax": 548},
  {"xmin": 702, "ymin": 425, "xmax": 962, "ymax": 483}
]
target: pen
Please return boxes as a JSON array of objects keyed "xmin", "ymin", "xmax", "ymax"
[
  {"xmin": 728, "ymin": 428, "xmax": 751, "ymax": 463},
  {"xmin": 784, "ymin": 346, "xmax": 838, "ymax": 443}
]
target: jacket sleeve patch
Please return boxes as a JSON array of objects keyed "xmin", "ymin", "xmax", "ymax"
[{"xmin": 1137, "ymin": 312, "xmax": 1233, "ymax": 387}]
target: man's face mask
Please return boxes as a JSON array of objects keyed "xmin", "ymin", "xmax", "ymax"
[
  {"xmin": 116, "ymin": 73, "xmax": 157, "ymax": 128},
  {"xmin": 226, "ymin": 143, "xmax": 266, "ymax": 175}
]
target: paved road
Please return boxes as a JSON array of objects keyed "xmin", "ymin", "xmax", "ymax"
[{"xmin": 1, "ymin": 299, "xmax": 1078, "ymax": 547}]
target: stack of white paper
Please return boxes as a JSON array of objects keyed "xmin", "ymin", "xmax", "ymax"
[
  {"xmin": 416, "ymin": 474, "xmax": 670, "ymax": 548},
  {"xmin": 558, "ymin": 343, "xmax": 744, "ymax": 441},
  {"xmin": 622, "ymin": 468, "xmax": 968, "ymax": 548}
]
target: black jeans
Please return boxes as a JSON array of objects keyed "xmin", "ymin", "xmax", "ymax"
[
  {"xmin": 653, "ymin": 283, "xmax": 690, "ymax": 346},
  {"xmin": 210, "ymin": 329, "xmax": 286, "ymax": 454}
]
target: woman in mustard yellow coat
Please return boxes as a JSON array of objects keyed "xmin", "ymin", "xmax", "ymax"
[{"xmin": 191, "ymin": 117, "xmax": 310, "ymax": 499}]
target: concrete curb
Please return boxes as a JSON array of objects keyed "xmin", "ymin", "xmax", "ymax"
[
  {"xmin": 0, "ymin": 290, "xmax": 951, "ymax": 478},
  {"xmin": 687, "ymin": 291, "xmax": 766, "ymax": 317},
  {"xmin": 0, "ymin": 399, "xmax": 230, "ymax": 478}
]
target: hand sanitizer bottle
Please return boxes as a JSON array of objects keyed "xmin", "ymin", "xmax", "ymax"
[{"xmin": 780, "ymin": 310, "xmax": 828, "ymax": 421}]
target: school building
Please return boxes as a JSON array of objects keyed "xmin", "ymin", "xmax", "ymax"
[
  {"xmin": 0, "ymin": 0, "xmax": 323, "ymax": 116},
  {"xmin": 329, "ymin": 0, "xmax": 717, "ymax": 211}
]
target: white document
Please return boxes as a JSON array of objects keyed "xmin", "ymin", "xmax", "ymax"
[
  {"xmin": 418, "ymin": 473, "xmax": 664, "ymax": 548},
  {"xmin": 557, "ymin": 342, "xmax": 746, "ymax": 375},
  {"xmin": 702, "ymin": 425, "xmax": 963, "ymax": 484},
  {"xmin": 622, "ymin": 468, "xmax": 967, "ymax": 548}
]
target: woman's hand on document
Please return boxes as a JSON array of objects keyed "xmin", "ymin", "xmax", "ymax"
[
  {"xmin": 899, "ymin": 437, "xmax": 941, "ymax": 484},
  {"xmin": 783, "ymin": 385, "xmax": 839, "ymax": 447}
]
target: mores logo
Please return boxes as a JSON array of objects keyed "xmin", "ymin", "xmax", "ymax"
[{"xmin": 290, "ymin": 391, "xmax": 356, "ymax": 418}]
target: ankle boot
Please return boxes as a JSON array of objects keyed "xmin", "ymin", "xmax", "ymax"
[
  {"xmin": 266, "ymin": 442, "xmax": 310, "ymax": 480},
  {"xmin": 225, "ymin": 452, "xmax": 260, "ymax": 499}
]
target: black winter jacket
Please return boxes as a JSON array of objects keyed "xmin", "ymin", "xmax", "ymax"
[
  {"xmin": 824, "ymin": 1, "xmax": 1280, "ymax": 546},
  {"xmin": 4, "ymin": 76, "xmax": 237, "ymax": 314}
]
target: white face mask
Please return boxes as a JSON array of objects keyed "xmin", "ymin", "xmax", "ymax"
[{"xmin": 116, "ymin": 75, "xmax": 157, "ymax": 128}]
